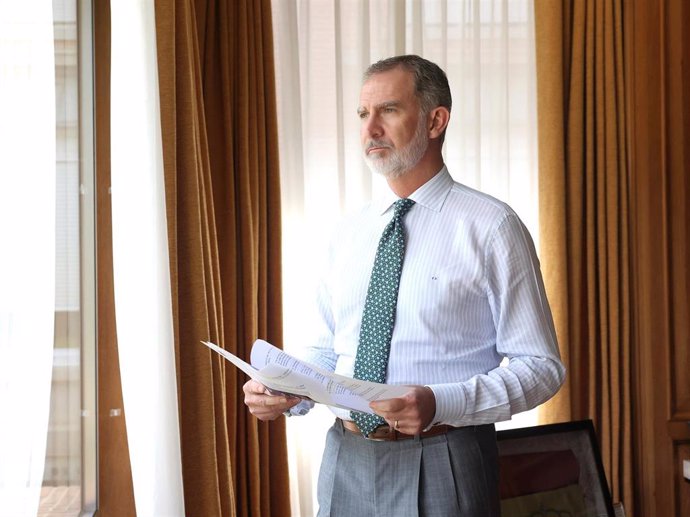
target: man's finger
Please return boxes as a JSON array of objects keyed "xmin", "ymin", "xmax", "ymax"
[
  {"xmin": 369, "ymin": 397, "xmax": 406, "ymax": 413},
  {"xmin": 243, "ymin": 380, "xmax": 263, "ymax": 395},
  {"xmin": 263, "ymin": 395, "xmax": 291, "ymax": 406}
]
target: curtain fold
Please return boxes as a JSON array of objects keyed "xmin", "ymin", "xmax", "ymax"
[
  {"xmin": 534, "ymin": 0, "xmax": 633, "ymax": 513},
  {"xmin": 0, "ymin": 3, "xmax": 56, "ymax": 515},
  {"xmin": 154, "ymin": 1, "xmax": 289, "ymax": 516},
  {"xmin": 93, "ymin": 1, "xmax": 138, "ymax": 515},
  {"xmin": 110, "ymin": 0, "xmax": 185, "ymax": 514}
]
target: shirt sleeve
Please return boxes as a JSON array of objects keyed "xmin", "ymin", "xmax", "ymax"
[
  {"xmin": 299, "ymin": 273, "xmax": 339, "ymax": 372},
  {"xmin": 429, "ymin": 213, "xmax": 566, "ymax": 426}
]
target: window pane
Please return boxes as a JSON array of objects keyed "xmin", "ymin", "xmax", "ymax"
[{"xmin": 39, "ymin": 0, "xmax": 81, "ymax": 515}]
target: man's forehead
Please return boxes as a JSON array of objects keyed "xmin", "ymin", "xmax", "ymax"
[{"xmin": 359, "ymin": 68, "xmax": 416, "ymax": 106}]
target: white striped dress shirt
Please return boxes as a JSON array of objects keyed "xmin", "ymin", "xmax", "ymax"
[{"xmin": 296, "ymin": 167, "xmax": 565, "ymax": 427}]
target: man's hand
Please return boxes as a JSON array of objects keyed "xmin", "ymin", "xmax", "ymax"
[
  {"xmin": 368, "ymin": 385, "xmax": 436, "ymax": 435},
  {"xmin": 243, "ymin": 380, "xmax": 301, "ymax": 421}
]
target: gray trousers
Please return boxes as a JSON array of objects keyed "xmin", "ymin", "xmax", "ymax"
[{"xmin": 316, "ymin": 419, "xmax": 500, "ymax": 517}]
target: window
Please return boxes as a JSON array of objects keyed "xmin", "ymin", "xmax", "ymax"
[{"xmin": 41, "ymin": 0, "xmax": 96, "ymax": 515}]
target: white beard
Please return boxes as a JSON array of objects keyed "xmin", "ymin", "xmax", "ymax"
[{"xmin": 363, "ymin": 115, "xmax": 429, "ymax": 179}]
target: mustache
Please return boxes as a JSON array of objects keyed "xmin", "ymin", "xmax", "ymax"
[{"xmin": 364, "ymin": 140, "xmax": 392, "ymax": 153}]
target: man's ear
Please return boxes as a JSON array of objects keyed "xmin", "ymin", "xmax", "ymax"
[{"xmin": 428, "ymin": 106, "xmax": 450, "ymax": 139}]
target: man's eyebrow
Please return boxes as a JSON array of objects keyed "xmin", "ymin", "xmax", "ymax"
[
  {"xmin": 376, "ymin": 100, "xmax": 401, "ymax": 110},
  {"xmin": 357, "ymin": 100, "xmax": 402, "ymax": 115}
]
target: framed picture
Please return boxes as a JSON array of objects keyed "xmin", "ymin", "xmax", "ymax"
[{"xmin": 497, "ymin": 419, "xmax": 615, "ymax": 517}]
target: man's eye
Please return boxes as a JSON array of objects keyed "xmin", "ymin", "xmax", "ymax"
[{"xmin": 358, "ymin": 112, "xmax": 369, "ymax": 119}]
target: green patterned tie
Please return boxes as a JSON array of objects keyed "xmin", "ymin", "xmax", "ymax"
[{"xmin": 351, "ymin": 198, "xmax": 415, "ymax": 436}]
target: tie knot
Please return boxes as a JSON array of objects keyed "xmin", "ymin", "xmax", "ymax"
[{"xmin": 393, "ymin": 198, "xmax": 415, "ymax": 219}]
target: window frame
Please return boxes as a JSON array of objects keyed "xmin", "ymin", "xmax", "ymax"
[{"xmin": 77, "ymin": 0, "xmax": 97, "ymax": 514}]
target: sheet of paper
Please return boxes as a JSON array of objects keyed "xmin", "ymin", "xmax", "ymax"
[{"xmin": 202, "ymin": 339, "xmax": 411, "ymax": 414}]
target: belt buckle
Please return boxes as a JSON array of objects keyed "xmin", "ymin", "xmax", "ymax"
[{"xmin": 366, "ymin": 425, "xmax": 397, "ymax": 441}]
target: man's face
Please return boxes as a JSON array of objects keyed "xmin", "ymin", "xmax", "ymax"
[{"xmin": 358, "ymin": 67, "xmax": 429, "ymax": 179}]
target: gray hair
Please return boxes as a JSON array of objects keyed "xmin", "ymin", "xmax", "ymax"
[{"xmin": 363, "ymin": 55, "xmax": 452, "ymax": 114}]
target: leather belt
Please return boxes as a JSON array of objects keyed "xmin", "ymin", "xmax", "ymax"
[{"xmin": 339, "ymin": 418, "xmax": 452, "ymax": 441}]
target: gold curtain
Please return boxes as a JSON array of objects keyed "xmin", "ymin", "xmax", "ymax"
[
  {"xmin": 94, "ymin": 1, "xmax": 137, "ymax": 515},
  {"xmin": 534, "ymin": 0, "xmax": 634, "ymax": 513},
  {"xmin": 154, "ymin": 1, "xmax": 289, "ymax": 516}
]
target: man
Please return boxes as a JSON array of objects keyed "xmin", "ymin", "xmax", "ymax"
[{"xmin": 244, "ymin": 55, "xmax": 565, "ymax": 517}]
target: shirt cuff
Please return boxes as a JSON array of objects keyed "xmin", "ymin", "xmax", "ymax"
[
  {"xmin": 285, "ymin": 399, "xmax": 314, "ymax": 417},
  {"xmin": 427, "ymin": 383, "xmax": 468, "ymax": 426}
]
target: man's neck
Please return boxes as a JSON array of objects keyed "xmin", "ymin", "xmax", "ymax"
[{"xmin": 386, "ymin": 154, "xmax": 445, "ymax": 198}]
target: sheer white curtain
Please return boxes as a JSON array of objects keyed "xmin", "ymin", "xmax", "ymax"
[
  {"xmin": 0, "ymin": 2, "xmax": 56, "ymax": 516},
  {"xmin": 110, "ymin": 1, "xmax": 185, "ymax": 515},
  {"xmin": 271, "ymin": 1, "xmax": 539, "ymax": 516}
]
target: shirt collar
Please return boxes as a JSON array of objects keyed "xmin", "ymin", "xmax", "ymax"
[{"xmin": 375, "ymin": 166, "xmax": 453, "ymax": 215}]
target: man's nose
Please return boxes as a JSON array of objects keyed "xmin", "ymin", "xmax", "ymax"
[{"xmin": 362, "ymin": 115, "xmax": 383, "ymax": 139}]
